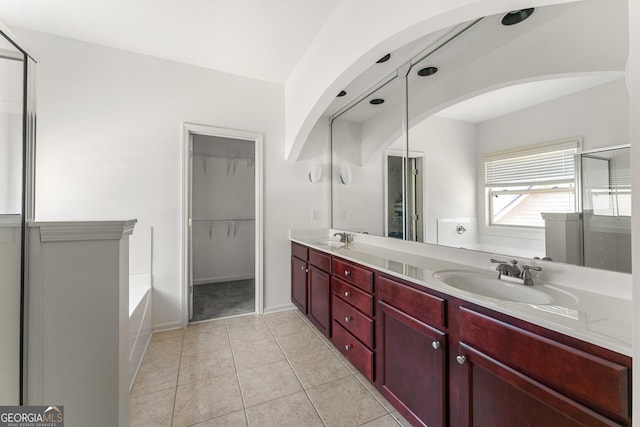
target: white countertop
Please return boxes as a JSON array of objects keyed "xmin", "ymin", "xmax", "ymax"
[{"xmin": 291, "ymin": 230, "xmax": 632, "ymax": 357}]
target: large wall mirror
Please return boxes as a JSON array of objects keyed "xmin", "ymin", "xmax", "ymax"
[
  {"xmin": 331, "ymin": 0, "xmax": 630, "ymax": 273},
  {"xmin": 0, "ymin": 26, "xmax": 36, "ymax": 404}
]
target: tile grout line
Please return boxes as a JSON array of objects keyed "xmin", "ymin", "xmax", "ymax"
[
  {"xmin": 293, "ymin": 310, "xmax": 399, "ymax": 423},
  {"xmin": 134, "ymin": 310, "xmax": 401, "ymax": 426},
  {"xmin": 264, "ymin": 312, "xmax": 329, "ymax": 427},
  {"xmin": 230, "ymin": 315, "xmax": 308, "ymax": 420},
  {"xmin": 225, "ymin": 317, "xmax": 252, "ymax": 418},
  {"xmin": 225, "ymin": 317, "xmax": 252, "ymax": 427},
  {"xmin": 170, "ymin": 331, "xmax": 185, "ymax": 427}
]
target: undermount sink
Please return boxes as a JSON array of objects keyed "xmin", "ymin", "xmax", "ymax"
[
  {"xmin": 433, "ymin": 269, "xmax": 578, "ymax": 306},
  {"xmin": 313, "ymin": 239, "xmax": 345, "ymax": 249}
]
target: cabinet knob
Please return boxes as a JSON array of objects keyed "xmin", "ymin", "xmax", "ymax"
[
  {"xmin": 344, "ymin": 316, "xmax": 351, "ymax": 323},
  {"xmin": 344, "ymin": 270, "xmax": 351, "ymax": 276},
  {"xmin": 345, "ymin": 344, "xmax": 352, "ymax": 351},
  {"xmin": 300, "ymin": 266, "xmax": 305, "ymax": 270},
  {"xmin": 432, "ymin": 341, "xmax": 441, "ymax": 350},
  {"xmin": 305, "ymin": 268, "xmax": 309, "ymax": 273},
  {"xmin": 344, "ymin": 291, "xmax": 351, "ymax": 297},
  {"xmin": 456, "ymin": 355, "xmax": 466, "ymax": 365}
]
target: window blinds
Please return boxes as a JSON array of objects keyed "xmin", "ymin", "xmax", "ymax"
[{"xmin": 484, "ymin": 139, "xmax": 579, "ymax": 187}]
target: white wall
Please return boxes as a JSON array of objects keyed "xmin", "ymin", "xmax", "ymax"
[
  {"xmin": 331, "ymin": 118, "xmax": 384, "ymax": 235},
  {"xmin": 404, "ymin": 116, "xmax": 477, "ymax": 244},
  {"xmin": 478, "ymin": 80, "xmax": 629, "ymax": 153},
  {"xmin": 14, "ymin": 28, "xmax": 330, "ymax": 329}
]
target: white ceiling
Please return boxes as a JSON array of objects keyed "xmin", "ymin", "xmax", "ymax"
[
  {"xmin": 0, "ymin": 0, "xmax": 342, "ymax": 84},
  {"xmin": 435, "ymin": 74, "xmax": 625, "ymax": 123}
]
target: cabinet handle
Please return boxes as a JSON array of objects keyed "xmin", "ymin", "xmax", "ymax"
[
  {"xmin": 432, "ymin": 341, "xmax": 441, "ymax": 350},
  {"xmin": 344, "ymin": 291, "xmax": 351, "ymax": 297},
  {"xmin": 345, "ymin": 344, "xmax": 352, "ymax": 351},
  {"xmin": 344, "ymin": 270, "xmax": 351, "ymax": 276},
  {"xmin": 456, "ymin": 355, "xmax": 466, "ymax": 365},
  {"xmin": 344, "ymin": 316, "xmax": 351, "ymax": 323}
]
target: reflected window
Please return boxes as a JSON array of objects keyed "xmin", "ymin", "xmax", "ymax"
[{"xmin": 485, "ymin": 139, "xmax": 579, "ymax": 227}]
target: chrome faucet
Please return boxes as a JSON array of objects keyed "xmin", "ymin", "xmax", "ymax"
[
  {"xmin": 333, "ymin": 232, "xmax": 353, "ymax": 244},
  {"xmin": 491, "ymin": 259, "xmax": 521, "ymax": 277},
  {"xmin": 521, "ymin": 265, "xmax": 542, "ymax": 286},
  {"xmin": 490, "ymin": 258, "xmax": 542, "ymax": 286}
]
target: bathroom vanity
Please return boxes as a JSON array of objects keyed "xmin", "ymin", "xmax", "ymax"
[{"xmin": 290, "ymin": 236, "xmax": 631, "ymax": 427}]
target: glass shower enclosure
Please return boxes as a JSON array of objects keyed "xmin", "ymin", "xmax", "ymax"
[
  {"xmin": 0, "ymin": 24, "xmax": 36, "ymax": 405},
  {"xmin": 580, "ymin": 146, "xmax": 631, "ymax": 273}
]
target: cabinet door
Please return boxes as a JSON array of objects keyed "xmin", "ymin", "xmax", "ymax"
[
  {"xmin": 308, "ymin": 265, "xmax": 331, "ymax": 336},
  {"xmin": 291, "ymin": 256, "xmax": 308, "ymax": 313},
  {"xmin": 378, "ymin": 301, "xmax": 446, "ymax": 427},
  {"xmin": 456, "ymin": 343, "xmax": 623, "ymax": 427}
]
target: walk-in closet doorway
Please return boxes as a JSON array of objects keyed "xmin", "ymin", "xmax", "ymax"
[{"xmin": 182, "ymin": 124, "xmax": 263, "ymax": 324}]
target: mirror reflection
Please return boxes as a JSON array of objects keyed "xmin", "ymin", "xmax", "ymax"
[{"xmin": 331, "ymin": 0, "xmax": 630, "ymax": 273}]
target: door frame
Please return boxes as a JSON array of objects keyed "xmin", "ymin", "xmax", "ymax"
[
  {"xmin": 384, "ymin": 149, "xmax": 425, "ymax": 242},
  {"xmin": 181, "ymin": 123, "xmax": 264, "ymax": 326}
]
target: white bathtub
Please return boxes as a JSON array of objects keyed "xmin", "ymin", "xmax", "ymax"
[
  {"xmin": 129, "ymin": 274, "xmax": 152, "ymax": 390},
  {"xmin": 129, "ymin": 226, "xmax": 153, "ymax": 391}
]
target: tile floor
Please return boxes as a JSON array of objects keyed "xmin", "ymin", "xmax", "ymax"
[{"xmin": 130, "ymin": 309, "xmax": 411, "ymax": 427}]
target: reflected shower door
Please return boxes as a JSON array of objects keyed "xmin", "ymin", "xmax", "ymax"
[
  {"xmin": 581, "ymin": 147, "xmax": 631, "ymax": 273},
  {"xmin": 0, "ymin": 36, "xmax": 25, "ymax": 405}
]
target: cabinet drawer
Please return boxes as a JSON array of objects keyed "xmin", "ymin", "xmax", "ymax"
[
  {"xmin": 309, "ymin": 249, "xmax": 331, "ymax": 272},
  {"xmin": 332, "ymin": 277, "xmax": 373, "ymax": 316},
  {"xmin": 460, "ymin": 307, "xmax": 629, "ymax": 420},
  {"xmin": 332, "ymin": 294, "xmax": 374, "ymax": 348},
  {"xmin": 332, "ymin": 258, "xmax": 372, "ymax": 292},
  {"xmin": 378, "ymin": 275, "xmax": 446, "ymax": 328},
  {"xmin": 291, "ymin": 242, "xmax": 308, "ymax": 260},
  {"xmin": 332, "ymin": 320, "xmax": 374, "ymax": 381}
]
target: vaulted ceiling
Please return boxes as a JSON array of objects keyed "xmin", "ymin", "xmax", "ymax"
[{"xmin": 0, "ymin": 0, "xmax": 342, "ymax": 84}]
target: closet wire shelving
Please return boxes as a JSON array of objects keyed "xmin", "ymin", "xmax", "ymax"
[
  {"xmin": 192, "ymin": 151, "xmax": 256, "ymax": 237},
  {"xmin": 193, "ymin": 218, "xmax": 255, "ymax": 238},
  {"xmin": 193, "ymin": 151, "xmax": 255, "ymax": 175}
]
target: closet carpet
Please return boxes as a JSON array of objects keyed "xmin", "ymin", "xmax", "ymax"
[{"xmin": 192, "ymin": 279, "xmax": 255, "ymax": 321}]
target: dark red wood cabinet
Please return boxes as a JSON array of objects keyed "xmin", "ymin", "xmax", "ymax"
[
  {"xmin": 290, "ymin": 244, "xmax": 308, "ymax": 313},
  {"xmin": 456, "ymin": 344, "xmax": 623, "ymax": 427},
  {"xmin": 377, "ymin": 301, "xmax": 446, "ymax": 427},
  {"xmin": 291, "ymin": 242, "xmax": 332, "ymax": 336},
  {"xmin": 330, "ymin": 257, "xmax": 375, "ymax": 381},
  {"xmin": 454, "ymin": 307, "xmax": 630, "ymax": 427},
  {"xmin": 308, "ymin": 264, "xmax": 331, "ymax": 336},
  {"xmin": 291, "ymin": 243, "xmax": 632, "ymax": 427}
]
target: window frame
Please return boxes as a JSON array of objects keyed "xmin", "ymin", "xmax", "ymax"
[{"xmin": 484, "ymin": 137, "xmax": 581, "ymax": 229}]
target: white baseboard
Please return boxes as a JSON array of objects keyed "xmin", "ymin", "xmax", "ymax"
[
  {"xmin": 264, "ymin": 303, "xmax": 296, "ymax": 314},
  {"xmin": 152, "ymin": 320, "xmax": 183, "ymax": 332},
  {"xmin": 193, "ymin": 274, "xmax": 255, "ymax": 285}
]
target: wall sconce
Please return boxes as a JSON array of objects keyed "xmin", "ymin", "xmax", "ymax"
[
  {"xmin": 308, "ymin": 164, "xmax": 322, "ymax": 183},
  {"xmin": 339, "ymin": 166, "xmax": 352, "ymax": 185}
]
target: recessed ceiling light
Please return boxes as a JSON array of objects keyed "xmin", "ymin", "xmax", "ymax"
[
  {"xmin": 417, "ymin": 66, "xmax": 438, "ymax": 77},
  {"xmin": 370, "ymin": 98, "xmax": 385, "ymax": 105},
  {"xmin": 337, "ymin": 90, "xmax": 347, "ymax": 97},
  {"xmin": 376, "ymin": 53, "xmax": 391, "ymax": 63},
  {"xmin": 501, "ymin": 8, "xmax": 534, "ymax": 26}
]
